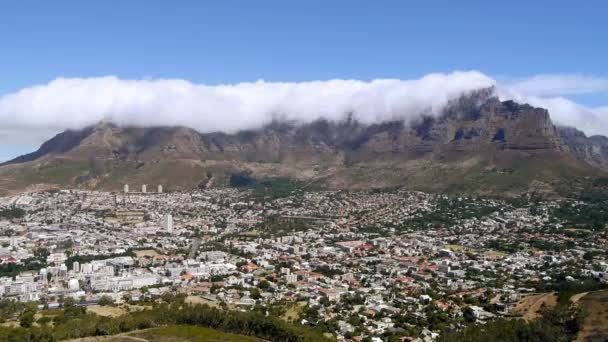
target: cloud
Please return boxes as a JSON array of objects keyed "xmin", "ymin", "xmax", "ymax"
[
  {"xmin": 0, "ymin": 70, "xmax": 608, "ymax": 153},
  {"xmin": 496, "ymin": 88, "xmax": 608, "ymax": 137},
  {"xmin": 0, "ymin": 71, "xmax": 494, "ymax": 144},
  {"xmin": 505, "ymin": 74, "xmax": 608, "ymax": 96}
]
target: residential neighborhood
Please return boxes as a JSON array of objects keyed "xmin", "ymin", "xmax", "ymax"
[{"xmin": 0, "ymin": 187, "xmax": 606, "ymax": 341}]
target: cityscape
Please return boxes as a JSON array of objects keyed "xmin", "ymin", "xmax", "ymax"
[
  {"xmin": 0, "ymin": 184, "xmax": 606, "ymax": 340},
  {"xmin": 1, "ymin": 1, "xmax": 607, "ymax": 341}
]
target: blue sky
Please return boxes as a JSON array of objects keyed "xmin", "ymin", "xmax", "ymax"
[{"xmin": 0, "ymin": 1, "xmax": 607, "ymax": 161}]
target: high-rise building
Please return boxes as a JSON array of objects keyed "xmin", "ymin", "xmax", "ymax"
[
  {"xmin": 124, "ymin": 184, "xmax": 129, "ymax": 193},
  {"xmin": 142, "ymin": 184, "xmax": 147, "ymax": 193},
  {"xmin": 73, "ymin": 261, "xmax": 80, "ymax": 273},
  {"xmin": 164, "ymin": 214, "xmax": 173, "ymax": 233},
  {"xmin": 158, "ymin": 185, "xmax": 163, "ymax": 193}
]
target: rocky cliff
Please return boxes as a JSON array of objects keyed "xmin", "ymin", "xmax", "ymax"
[{"xmin": 558, "ymin": 127, "xmax": 608, "ymax": 170}]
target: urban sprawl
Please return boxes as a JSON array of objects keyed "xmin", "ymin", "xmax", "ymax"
[{"xmin": 0, "ymin": 185, "xmax": 606, "ymax": 341}]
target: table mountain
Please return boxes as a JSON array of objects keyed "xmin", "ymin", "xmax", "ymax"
[{"xmin": 1, "ymin": 91, "xmax": 606, "ymax": 196}]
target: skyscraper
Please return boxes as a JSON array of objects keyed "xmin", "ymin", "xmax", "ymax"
[{"xmin": 164, "ymin": 214, "xmax": 173, "ymax": 233}]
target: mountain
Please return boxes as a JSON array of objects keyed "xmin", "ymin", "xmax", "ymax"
[
  {"xmin": 557, "ymin": 126, "xmax": 608, "ymax": 170},
  {"xmin": 0, "ymin": 90, "xmax": 606, "ymax": 197}
]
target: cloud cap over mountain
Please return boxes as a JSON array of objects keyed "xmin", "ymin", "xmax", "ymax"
[{"xmin": 0, "ymin": 70, "xmax": 607, "ymax": 146}]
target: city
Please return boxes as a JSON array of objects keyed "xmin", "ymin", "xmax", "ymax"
[{"xmin": 0, "ymin": 185, "xmax": 606, "ymax": 340}]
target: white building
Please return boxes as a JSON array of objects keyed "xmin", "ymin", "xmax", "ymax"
[
  {"xmin": 124, "ymin": 184, "xmax": 129, "ymax": 193},
  {"xmin": 68, "ymin": 278, "xmax": 80, "ymax": 291},
  {"xmin": 164, "ymin": 214, "xmax": 173, "ymax": 234},
  {"xmin": 285, "ymin": 274, "xmax": 298, "ymax": 284},
  {"xmin": 142, "ymin": 184, "xmax": 147, "ymax": 193},
  {"xmin": 157, "ymin": 185, "xmax": 163, "ymax": 193},
  {"xmin": 90, "ymin": 275, "xmax": 160, "ymax": 292},
  {"xmin": 46, "ymin": 252, "xmax": 67, "ymax": 266}
]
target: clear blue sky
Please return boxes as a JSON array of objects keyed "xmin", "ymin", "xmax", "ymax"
[
  {"xmin": 1, "ymin": 1, "xmax": 606, "ymax": 93},
  {"xmin": 0, "ymin": 0, "xmax": 607, "ymax": 159}
]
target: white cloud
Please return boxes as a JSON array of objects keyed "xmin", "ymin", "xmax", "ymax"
[
  {"xmin": 0, "ymin": 71, "xmax": 494, "ymax": 144},
  {"xmin": 0, "ymin": 70, "xmax": 608, "ymax": 154},
  {"xmin": 505, "ymin": 74, "xmax": 608, "ymax": 96},
  {"xmin": 496, "ymin": 88, "xmax": 608, "ymax": 137}
]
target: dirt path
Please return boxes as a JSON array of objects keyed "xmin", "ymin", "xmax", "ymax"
[{"xmin": 570, "ymin": 292, "xmax": 589, "ymax": 305}]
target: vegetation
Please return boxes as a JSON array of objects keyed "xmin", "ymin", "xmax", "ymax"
[
  {"xmin": 258, "ymin": 215, "xmax": 311, "ymax": 236},
  {"xmin": 403, "ymin": 197, "xmax": 501, "ymax": 229},
  {"xmin": 131, "ymin": 325, "xmax": 263, "ymax": 341},
  {"xmin": 313, "ymin": 265, "xmax": 344, "ymax": 278},
  {"xmin": 0, "ymin": 206, "xmax": 26, "ymax": 220},
  {"xmin": 438, "ymin": 307, "xmax": 584, "ymax": 342},
  {"xmin": 554, "ymin": 198, "xmax": 608, "ymax": 231},
  {"xmin": 230, "ymin": 173, "xmax": 306, "ymax": 200},
  {"xmin": 0, "ymin": 300, "xmax": 332, "ymax": 342},
  {"xmin": 0, "ymin": 258, "xmax": 46, "ymax": 278}
]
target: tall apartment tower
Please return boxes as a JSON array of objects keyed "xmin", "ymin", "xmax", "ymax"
[
  {"xmin": 73, "ymin": 261, "xmax": 80, "ymax": 273},
  {"xmin": 164, "ymin": 214, "xmax": 173, "ymax": 234},
  {"xmin": 142, "ymin": 184, "xmax": 147, "ymax": 193},
  {"xmin": 158, "ymin": 185, "xmax": 163, "ymax": 193},
  {"xmin": 124, "ymin": 184, "xmax": 129, "ymax": 193}
]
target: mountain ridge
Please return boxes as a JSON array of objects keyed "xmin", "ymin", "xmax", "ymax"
[{"xmin": 1, "ymin": 93, "xmax": 606, "ymax": 197}]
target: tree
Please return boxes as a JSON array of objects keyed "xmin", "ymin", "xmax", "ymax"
[
  {"xmin": 63, "ymin": 297, "xmax": 86, "ymax": 319},
  {"xmin": 258, "ymin": 280, "xmax": 271, "ymax": 290},
  {"xmin": 19, "ymin": 307, "xmax": 36, "ymax": 328},
  {"xmin": 583, "ymin": 251, "xmax": 594, "ymax": 261},
  {"xmin": 250, "ymin": 287, "xmax": 261, "ymax": 299},
  {"xmin": 37, "ymin": 316, "xmax": 52, "ymax": 326},
  {"xmin": 99, "ymin": 295, "xmax": 115, "ymax": 306},
  {"xmin": 122, "ymin": 293, "xmax": 132, "ymax": 303},
  {"xmin": 34, "ymin": 247, "xmax": 50, "ymax": 262}
]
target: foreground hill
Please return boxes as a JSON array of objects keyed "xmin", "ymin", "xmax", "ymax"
[
  {"xmin": 71, "ymin": 325, "xmax": 265, "ymax": 342},
  {"xmin": 1, "ymin": 90, "xmax": 606, "ymax": 196}
]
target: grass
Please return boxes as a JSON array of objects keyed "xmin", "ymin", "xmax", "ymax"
[
  {"xmin": 575, "ymin": 290, "xmax": 608, "ymax": 342},
  {"xmin": 129, "ymin": 325, "xmax": 264, "ymax": 342},
  {"xmin": 513, "ymin": 292, "xmax": 557, "ymax": 321},
  {"xmin": 444, "ymin": 244, "xmax": 465, "ymax": 252},
  {"xmin": 483, "ymin": 250, "xmax": 507, "ymax": 258},
  {"xmin": 281, "ymin": 301, "xmax": 307, "ymax": 322},
  {"xmin": 9, "ymin": 159, "xmax": 89, "ymax": 185}
]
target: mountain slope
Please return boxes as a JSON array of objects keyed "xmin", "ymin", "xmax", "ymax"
[
  {"xmin": 0, "ymin": 93, "xmax": 606, "ymax": 197},
  {"xmin": 558, "ymin": 126, "xmax": 608, "ymax": 170}
]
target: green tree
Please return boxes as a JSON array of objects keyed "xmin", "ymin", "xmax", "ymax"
[
  {"xmin": 34, "ymin": 247, "xmax": 50, "ymax": 262},
  {"xmin": 250, "ymin": 287, "xmax": 261, "ymax": 299},
  {"xmin": 19, "ymin": 309, "xmax": 35, "ymax": 328},
  {"xmin": 99, "ymin": 295, "xmax": 115, "ymax": 306}
]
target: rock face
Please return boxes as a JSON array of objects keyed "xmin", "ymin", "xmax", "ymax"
[
  {"xmin": 558, "ymin": 127, "xmax": 608, "ymax": 170},
  {"xmin": 0, "ymin": 92, "xmax": 606, "ymax": 195}
]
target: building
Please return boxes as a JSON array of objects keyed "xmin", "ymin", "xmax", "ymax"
[
  {"xmin": 285, "ymin": 274, "xmax": 298, "ymax": 284},
  {"xmin": 68, "ymin": 278, "xmax": 80, "ymax": 291},
  {"xmin": 164, "ymin": 214, "xmax": 173, "ymax": 233},
  {"xmin": 158, "ymin": 185, "xmax": 163, "ymax": 193},
  {"xmin": 142, "ymin": 184, "xmax": 147, "ymax": 193},
  {"xmin": 124, "ymin": 184, "xmax": 129, "ymax": 193},
  {"xmin": 46, "ymin": 253, "xmax": 67, "ymax": 266}
]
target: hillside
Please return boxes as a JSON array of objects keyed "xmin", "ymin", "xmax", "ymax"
[{"xmin": 1, "ymin": 91, "xmax": 606, "ymax": 197}]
